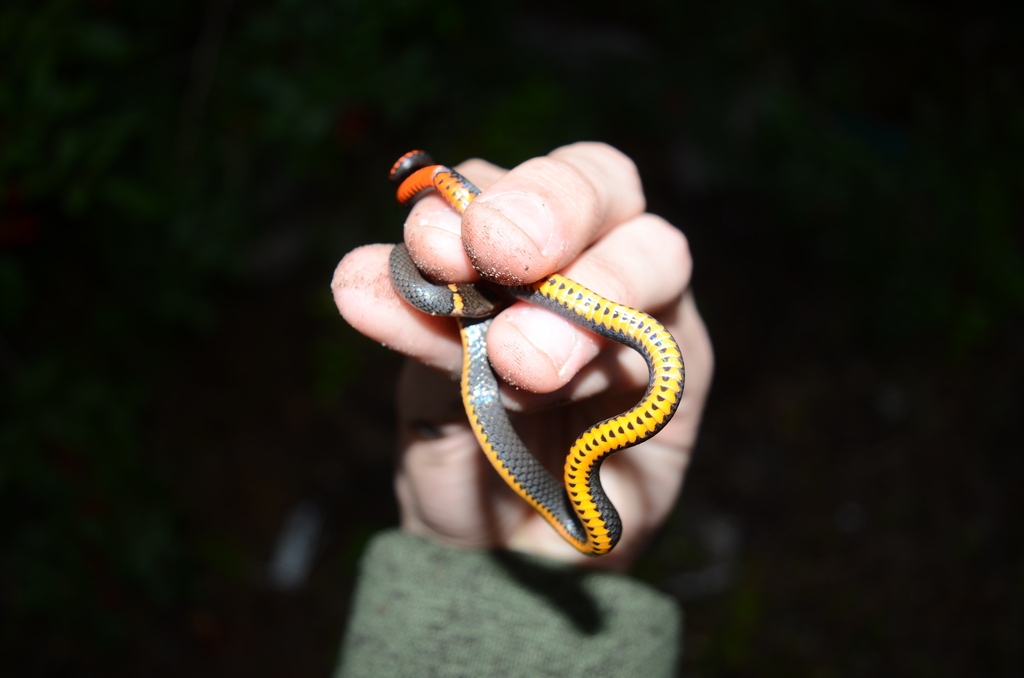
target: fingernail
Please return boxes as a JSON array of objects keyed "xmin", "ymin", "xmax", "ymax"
[
  {"xmin": 508, "ymin": 307, "xmax": 582, "ymax": 381},
  {"xmin": 410, "ymin": 202, "xmax": 462, "ymax": 235},
  {"xmin": 477, "ymin": 191, "xmax": 555, "ymax": 255}
]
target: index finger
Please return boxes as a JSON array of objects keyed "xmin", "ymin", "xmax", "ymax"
[{"xmin": 462, "ymin": 142, "xmax": 646, "ymax": 285}]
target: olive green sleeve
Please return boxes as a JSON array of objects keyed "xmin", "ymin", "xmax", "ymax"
[{"xmin": 334, "ymin": 530, "xmax": 682, "ymax": 678}]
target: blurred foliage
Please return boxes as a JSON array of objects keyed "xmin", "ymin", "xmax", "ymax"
[{"xmin": 1, "ymin": 0, "xmax": 1021, "ymax": 674}]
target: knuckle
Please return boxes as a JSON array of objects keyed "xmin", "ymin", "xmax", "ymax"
[
  {"xmin": 639, "ymin": 214, "xmax": 691, "ymax": 266},
  {"xmin": 551, "ymin": 142, "xmax": 642, "ymax": 190}
]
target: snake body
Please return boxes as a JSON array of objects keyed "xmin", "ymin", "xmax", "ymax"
[{"xmin": 388, "ymin": 150, "xmax": 684, "ymax": 556}]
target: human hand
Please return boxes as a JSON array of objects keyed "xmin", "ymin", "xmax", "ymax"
[{"xmin": 331, "ymin": 142, "xmax": 713, "ymax": 572}]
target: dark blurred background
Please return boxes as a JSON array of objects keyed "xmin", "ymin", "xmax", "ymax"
[{"xmin": 2, "ymin": 0, "xmax": 1022, "ymax": 675}]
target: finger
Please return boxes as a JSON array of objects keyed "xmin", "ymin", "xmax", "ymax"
[
  {"xmin": 485, "ymin": 213, "xmax": 692, "ymax": 396},
  {"xmin": 330, "ymin": 244, "xmax": 464, "ymax": 374},
  {"xmin": 462, "ymin": 141, "xmax": 646, "ymax": 285},
  {"xmin": 401, "ymin": 158, "xmax": 508, "ymax": 283}
]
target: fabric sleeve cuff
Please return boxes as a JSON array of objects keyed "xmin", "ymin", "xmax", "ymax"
[{"xmin": 335, "ymin": 529, "xmax": 681, "ymax": 678}]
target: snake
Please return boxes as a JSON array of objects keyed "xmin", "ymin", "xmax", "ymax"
[{"xmin": 387, "ymin": 150, "xmax": 684, "ymax": 556}]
